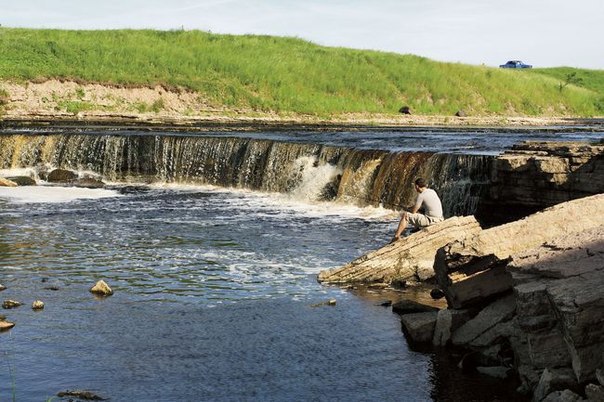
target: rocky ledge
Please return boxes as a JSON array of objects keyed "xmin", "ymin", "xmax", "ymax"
[
  {"xmin": 477, "ymin": 140, "xmax": 604, "ymax": 224},
  {"xmin": 396, "ymin": 194, "xmax": 604, "ymax": 401}
]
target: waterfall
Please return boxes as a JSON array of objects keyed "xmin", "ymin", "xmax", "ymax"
[{"xmin": 0, "ymin": 133, "xmax": 493, "ymax": 216}]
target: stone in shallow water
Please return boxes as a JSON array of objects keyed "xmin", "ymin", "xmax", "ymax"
[
  {"xmin": 90, "ymin": 280, "xmax": 113, "ymax": 296},
  {"xmin": 32, "ymin": 300, "xmax": 45, "ymax": 310},
  {"xmin": 0, "ymin": 321, "xmax": 15, "ymax": 332},
  {"xmin": 2, "ymin": 300, "xmax": 22, "ymax": 309}
]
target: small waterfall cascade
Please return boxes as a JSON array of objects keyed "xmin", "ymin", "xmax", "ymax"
[{"xmin": 0, "ymin": 133, "xmax": 493, "ymax": 216}]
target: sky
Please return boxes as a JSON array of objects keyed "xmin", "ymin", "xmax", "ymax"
[{"xmin": 2, "ymin": 0, "xmax": 603, "ymax": 69}]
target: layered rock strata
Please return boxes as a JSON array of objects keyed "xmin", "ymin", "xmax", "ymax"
[
  {"xmin": 434, "ymin": 194, "xmax": 604, "ymax": 309},
  {"xmin": 509, "ymin": 226, "xmax": 604, "ymax": 394},
  {"xmin": 478, "ymin": 140, "xmax": 604, "ymax": 223},
  {"xmin": 317, "ymin": 216, "xmax": 481, "ymax": 285}
]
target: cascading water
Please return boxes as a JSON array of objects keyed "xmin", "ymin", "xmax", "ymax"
[{"xmin": 0, "ymin": 133, "xmax": 492, "ymax": 216}]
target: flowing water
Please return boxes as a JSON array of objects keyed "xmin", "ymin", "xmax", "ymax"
[{"xmin": 1, "ymin": 127, "xmax": 599, "ymax": 401}]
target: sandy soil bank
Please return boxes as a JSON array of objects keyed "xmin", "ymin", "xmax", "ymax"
[{"xmin": 1, "ymin": 79, "xmax": 602, "ymax": 130}]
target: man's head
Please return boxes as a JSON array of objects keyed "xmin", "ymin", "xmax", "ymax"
[{"xmin": 414, "ymin": 178, "xmax": 427, "ymax": 192}]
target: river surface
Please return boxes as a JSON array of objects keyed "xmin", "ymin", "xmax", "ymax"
[{"xmin": 2, "ymin": 126, "xmax": 599, "ymax": 401}]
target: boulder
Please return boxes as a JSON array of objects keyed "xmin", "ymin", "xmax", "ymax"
[
  {"xmin": 0, "ymin": 284, "xmax": 5, "ymax": 292},
  {"xmin": 400, "ymin": 311, "xmax": 438, "ymax": 344},
  {"xmin": 0, "ymin": 177, "xmax": 17, "ymax": 187},
  {"xmin": 455, "ymin": 110, "xmax": 466, "ymax": 117},
  {"xmin": 47, "ymin": 169, "xmax": 78, "ymax": 183},
  {"xmin": 90, "ymin": 280, "xmax": 113, "ymax": 297},
  {"xmin": 533, "ymin": 368, "xmax": 580, "ymax": 402},
  {"xmin": 318, "ymin": 216, "xmax": 481, "ymax": 285},
  {"xmin": 392, "ymin": 299, "xmax": 440, "ymax": 315},
  {"xmin": 434, "ymin": 194, "xmax": 604, "ymax": 309},
  {"xmin": 399, "ymin": 106, "xmax": 412, "ymax": 114},
  {"xmin": 7, "ymin": 176, "xmax": 36, "ymax": 186},
  {"xmin": 432, "ymin": 308, "xmax": 473, "ymax": 346},
  {"xmin": 585, "ymin": 383, "xmax": 604, "ymax": 402},
  {"xmin": 73, "ymin": 177, "xmax": 105, "ymax": 189},
  {"xmin": 542, "ymin": 389, "xmax": 585, "ymax": 402},
  {"xmin": 451, "ymin": 294, "xmax": 516, "ymax": 346}
]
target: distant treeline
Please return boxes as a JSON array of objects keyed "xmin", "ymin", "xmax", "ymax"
[{"xmin": 0, "ymin": 28, "xmax": 602, "ymax": 116}]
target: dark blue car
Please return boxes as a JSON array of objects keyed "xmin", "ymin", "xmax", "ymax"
[{"xmin": 499, "ymin": 60, "xmax": 532, "ymax": 68}]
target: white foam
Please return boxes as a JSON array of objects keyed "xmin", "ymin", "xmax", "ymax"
[
  {"xmin": 0, "ymin": 186, "xmax": 121, "ymax": 204},
  {"xmin": 147, "ymin": 181, "xmax": 398, "ymax": 221}
]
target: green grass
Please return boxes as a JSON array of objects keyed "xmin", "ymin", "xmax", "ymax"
[{"xmin": 0, "ymin": 27, "xmax": 603, "ymax": 117}]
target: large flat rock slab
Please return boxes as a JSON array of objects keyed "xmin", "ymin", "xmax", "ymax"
[{"xmin": 317, "ymin": 216, "xmax": 481, "ymax": 285}]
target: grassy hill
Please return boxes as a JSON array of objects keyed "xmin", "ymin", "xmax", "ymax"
[{"xmin": 0, "ymin": 27, "xmax": 603, "ymax": 117}]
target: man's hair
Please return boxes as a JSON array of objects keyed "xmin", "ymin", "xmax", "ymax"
[{"xmin": 414, "ymin": 178, "xmax": 427, "ymax": 188}]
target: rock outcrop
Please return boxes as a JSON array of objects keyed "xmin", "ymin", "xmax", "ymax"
[
  {"xmin": 434, "ymin": 194, "xmax": 604, "ymax": 309},
  {"xmin": 317, "ymin": 216, "xmax": 481, "ymax": 285},
  {"xmin": 477, "ymin": 141, "xmax": 604, "ymax": 223},
  {"xmin": 424, "ymin": 214, "xmax": 604, "ymax": 399}
]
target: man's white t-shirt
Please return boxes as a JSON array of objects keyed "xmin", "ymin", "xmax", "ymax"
[{"xmin": 414, "ymin": 188, "xmax": 443, "ymax": 219}]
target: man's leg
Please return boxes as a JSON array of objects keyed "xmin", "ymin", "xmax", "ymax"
[{"xmin": 393, "ymin": 211, "xmax": 409, "ymax": 241}]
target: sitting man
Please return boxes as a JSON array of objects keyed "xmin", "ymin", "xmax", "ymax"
[{"xmin": 392, "ymin": 178, "xmax": 444, "ymax": 242}]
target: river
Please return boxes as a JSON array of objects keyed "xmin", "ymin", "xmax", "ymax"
[{"xmin": 0, "ymin": 126, "xmax": 601, "ymax": 401}]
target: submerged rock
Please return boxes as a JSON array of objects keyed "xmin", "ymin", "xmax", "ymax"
[
  {"xmin": 90, "ymin": 280, "xmax": 113, "ymax": 297},
  {"xmin": 311, "ymin": 299, "xmax": 337, "ymax": 307},
  {"xmin": 0, "ymin": 284, "xmax": 6, "ymax": 292},
  {"xmin": 57, "ymin": 390, "xmax": 107, "ymax": 400}
]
